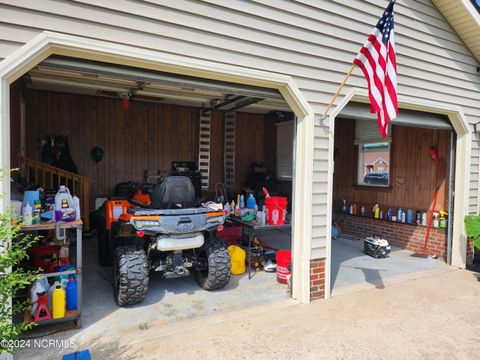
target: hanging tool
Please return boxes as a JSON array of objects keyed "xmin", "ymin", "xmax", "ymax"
[{"xmin": 412, "ymin": 148, "xmax": 441, "ymax": 258}]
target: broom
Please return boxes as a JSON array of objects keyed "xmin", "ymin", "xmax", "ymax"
[{"xmin": 411, "ymin": 187, "xmax": 439, "ymax": 258}]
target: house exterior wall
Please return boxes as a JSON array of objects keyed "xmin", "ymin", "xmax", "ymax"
[{"xmin": 1, "ymin": 0, "xmax": 480, "ymax": 298}]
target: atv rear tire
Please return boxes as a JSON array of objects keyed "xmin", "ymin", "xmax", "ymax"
[
  {"xmin": 195, "ymin": 238, "xmax": 231, "ymax": 290},
  {"xmin": 96, "ymin": 206, "xmax": 112, "ymax": 267},
  {"xmin": 113, "ymin": 246, "xmax": 149, "ymax": 306}
]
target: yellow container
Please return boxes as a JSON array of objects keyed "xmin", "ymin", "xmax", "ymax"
[
  {"xmin": 52, "ymin": 285, "xmax": 66, "ymax": 319},
  {"xmin": 228, "ymin": 245, "xmax": 246, "ymax": 275}
]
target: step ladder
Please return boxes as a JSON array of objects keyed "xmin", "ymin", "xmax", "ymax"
[
  {"xmin": 198, "ymin": 111, "xmax": 211, "ymax": 190},
  {"xmin": 224, "ymin": 111, "xmax": 236, "ymax": 191}
]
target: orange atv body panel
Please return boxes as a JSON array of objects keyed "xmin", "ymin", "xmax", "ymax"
[
  {"xmin": 105, "ymin": 199, "xmax": 130, "ymax": 230},
  {"xmin": 132, "ymin": 189, "xmax": 151, "ymax": 205}
]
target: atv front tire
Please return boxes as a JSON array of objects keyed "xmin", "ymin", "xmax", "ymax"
[
  {"xmin": 195, "ymin": 239, "xmax": 231, "ymax": 290},
  {"xmin": 113, "ymin": 246, "xmax": 149, "ymax": 306}
]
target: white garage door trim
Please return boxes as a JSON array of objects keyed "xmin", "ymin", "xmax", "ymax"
[
  {"xmin": 0, "ymin": 31, "xmax": 315, "ymax": 303},
  {"xmin": 325, "ymin": 88, "xmax": 471, "ymax": 297}
]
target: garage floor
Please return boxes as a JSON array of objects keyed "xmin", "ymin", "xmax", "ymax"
[
  {"xmin": 17, "ymin": 237, "xmax": 290, "ymax": 359},
  {"xmin": 331, "ymin": 235, "xmax": 452, "ymax": 296}
]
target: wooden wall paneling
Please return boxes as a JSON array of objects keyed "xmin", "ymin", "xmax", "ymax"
[
  {"xmin": 20, "ymin": 89, "xmax": 274, "ymax": 207},
  {"xmin": 333, "ymin": 118, "xmax": 451, "ymax": 214},
  {"xmin": 234, "ymin": 111, "xmax": 265, "ymax": 191}
]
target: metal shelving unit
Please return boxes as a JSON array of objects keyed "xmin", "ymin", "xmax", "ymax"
[{"xmin": 21, "ymin": 220, "xmax": 83, "ymax": 328}]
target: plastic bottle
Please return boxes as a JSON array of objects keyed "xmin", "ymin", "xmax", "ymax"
[
  {"xmin": 407, "ymin": 209, "xmax": 413, "ymax": 224},
  {"xmin": 433, "ymin": 212, "xmax": 440, "ymax": 228},
  {"xmin": 47, "ymin": 280, "xmax": 61, "ymax": 311},
  {"xmin": 342, "ymin": 199, "xmax": 347, "ymax": 213},
  {"xmin": 361, "ymin": 206, "xmax": 365, "ymax": 217},
  {"xmin": 66, "ymin": 277, "xmax": 78, "ymax": 310},
  {"xmin": 52, "ymin": 284, "xmax": 66, "ymax": 318},
  {"xmin": 401, "ymin": 211, "xmax": 406, "ymax": 223},
  {"xmin": 246, "ymin": 194, "xmax": 256, "ymax": 209},
  {"xmin": 73, "ymin": 195, "xmax": 80, "ymax": 221},
  {"xmin": 397, "ymin": 208, "xmax": 403, "ymax": 223},
  {"xmin": 422, "ymin": 212, "xmax": 427, "ymax": 226},
  {"xmin": 240, "ymin": 195, "xmax": 245, "ymax": 209},
  {"xmin": 416, "ymin": 211, "xmax": 421, "ymax": 225},
  {"xmin": 379, "ymin": 210, "xmax": 383, "ymax": 219},
  {"xmin": 55, "ymin": 185, "xmax": 73, "ymax": 211},
  {"xmin": 33, "ymin": 200, "xmax": 42, "ymax": 224},
  {"xmin": 224, "ymin": 202, "xmax": 230, "ymax": 216},
  {"xmin": 387, "ymin": 209, "xmax": 392, "ymax": 221},
  {"xmin": 254, "ymin": 204, "xmax": 259, "ymax": 215},
  {"xmin": 373, "ymin": 204, "xmax": 380, "ymax": 219},
  {"xmin": 349, "ymin": 204, "xmax": 353, "ymax": 214},
  {"xmin": 439, "ymin": 211, "xmax": 448, "ymax": 229},
  {"xmin": 22, "ymin": 202, "xmax": 32, "ymax": 225},
  {"xmin": 353, "ymin": 204, "xmax": 357, "ymax": 215}
]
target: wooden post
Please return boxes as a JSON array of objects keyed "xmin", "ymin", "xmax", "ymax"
[{"xmin": 323, "ymin": 63, "xmax": 356, "ymax": 118}]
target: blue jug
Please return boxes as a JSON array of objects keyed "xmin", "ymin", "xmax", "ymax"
[{"xmin": 66, "ymin": 276, "xmax": 77, "ymax": 310}]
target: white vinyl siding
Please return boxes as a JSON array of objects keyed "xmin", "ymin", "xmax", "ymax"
[{"xmin": 0, "ymin": 0, "xmax": 479, "ymax": 258}]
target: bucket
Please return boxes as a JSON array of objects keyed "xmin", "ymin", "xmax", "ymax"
[
  {"xmin": 265, "ymin": 196, "xmax": 288, "ymax": 225},
  {"xmin": 276, "ymin": 250, "xmax": 291, "ymax": 284}
]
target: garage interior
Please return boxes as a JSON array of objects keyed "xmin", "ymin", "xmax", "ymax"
[
  {"xmin": 10, "ymin": 55, "xmax": 297, "ymax": 338},
  {"xmin": 330, "ymin": 106, "xmax": 455, "ymax": 295}
]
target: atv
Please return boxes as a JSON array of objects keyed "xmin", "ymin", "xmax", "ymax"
[{"xmin": 96, "ymin": 176, "xmax": 231, "ymax": 306}]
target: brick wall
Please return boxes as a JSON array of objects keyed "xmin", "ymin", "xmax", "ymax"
[
  {"xmin": 310, "ymin": 258, "xmax": 326, "ymax": 300},
  {"xmin": 333, "ymin": 212, "xmax": 448, "ymax": 260},
  {"xmin": 467, "ymin": 237, "xmax": 474, "ymax": 265}
]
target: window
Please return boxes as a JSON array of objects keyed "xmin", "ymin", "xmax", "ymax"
[
  {"xmin": 356, "ymin": 120, "xmax": 391, "ymax": 187},
  {"xmin": 276, "ymin": 120, "xmax": 293, "ymax": 180}
]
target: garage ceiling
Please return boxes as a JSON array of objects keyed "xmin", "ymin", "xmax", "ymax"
[{"xmin": 23, "ymin": 56, "xmax": 290, "ymax": 113}]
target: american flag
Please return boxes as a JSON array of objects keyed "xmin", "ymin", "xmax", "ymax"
[{"xmin": 354, "ymin": 0, "xmax": 398, "ymax": 138}]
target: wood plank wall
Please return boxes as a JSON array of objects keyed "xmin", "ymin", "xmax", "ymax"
[
  {"xmin": 19, "ymin": 89, "xmax": 278, "ymax": 207},
  {"xmin": 333, "ymin": 118, "xmax": 451, "ymax": 214}
]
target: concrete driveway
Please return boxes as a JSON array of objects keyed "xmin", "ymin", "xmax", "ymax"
[{"xmin": 15, "ymin": 268, "xmax": 480, "ymax": 359}]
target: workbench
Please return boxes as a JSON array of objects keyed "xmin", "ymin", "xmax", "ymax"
[
  {"xmin": 227, "ymin": 217, "xmax": 291, "ymax": 279},
  {"xmin": 21, "ymin": 220, "xmax": 83, "ymax": 328}
]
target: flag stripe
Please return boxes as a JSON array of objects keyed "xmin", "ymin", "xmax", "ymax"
[{"xmin": 353, "ymin": 0, "xmax": 398, "ymax": 138}]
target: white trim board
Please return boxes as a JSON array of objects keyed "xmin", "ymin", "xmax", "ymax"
[
  {"xmin": 0, "ymin": 31, "xmax": 315, "ymax": 303},
  {"xmin": 325, "ymin": 88, "xmax": 471, "ymax": 298}
]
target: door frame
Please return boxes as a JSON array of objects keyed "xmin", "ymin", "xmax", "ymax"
[
  {"xmin": 325, "ymin": 88, "xmax": 471, "ymax": 297},
  {"xmin": 0, "ymin": 31, "xmax": 315, "ymax": 303}
]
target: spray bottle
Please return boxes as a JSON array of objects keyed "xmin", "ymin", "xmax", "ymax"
[
  {"xmin": 439, "ymin": 211, "xmax": 448, "ymax": 229},
  {"xmin": 373, "ymin": 204, "xmax": 380, "ymax": 219}
]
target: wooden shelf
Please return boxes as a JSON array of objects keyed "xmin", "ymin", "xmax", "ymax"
[
  {"xmin": 24, "ymin": 309, "xmax": 78, "ymax": 325},
  {"xmin": 21, "ymin": 220, "xmax": 83, "ymax": 231}
]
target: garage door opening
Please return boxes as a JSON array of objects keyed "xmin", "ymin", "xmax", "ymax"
[
  {"xmin": 9, "ymin": 54, "xmax": 300, "ymax": 340},
  {"xmin": 330, "ymin": 102, "xmax": 456, "ymax": 296}
]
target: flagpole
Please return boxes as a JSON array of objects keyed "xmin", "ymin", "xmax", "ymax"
[{"xmin": 322, "ymin": 63, "xmax": 356, "ymax": 118}]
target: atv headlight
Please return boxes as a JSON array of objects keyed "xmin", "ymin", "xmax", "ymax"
[
  {"xmin": 133, "ymin": 220, "xmax": 159, "ymax": 229},
  {"xmin": 207, "ymin": 216, "xmax": 223, "ymax": 224}
]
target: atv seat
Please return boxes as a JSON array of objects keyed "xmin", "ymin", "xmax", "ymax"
[{"xmin": 133, "ymin": 176, "xmax": 196, "ymax": 210}]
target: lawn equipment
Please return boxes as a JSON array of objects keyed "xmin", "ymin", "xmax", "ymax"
[{"xmin": 96, "ymin": 176, "xmax": 231, "ymax": 306}]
